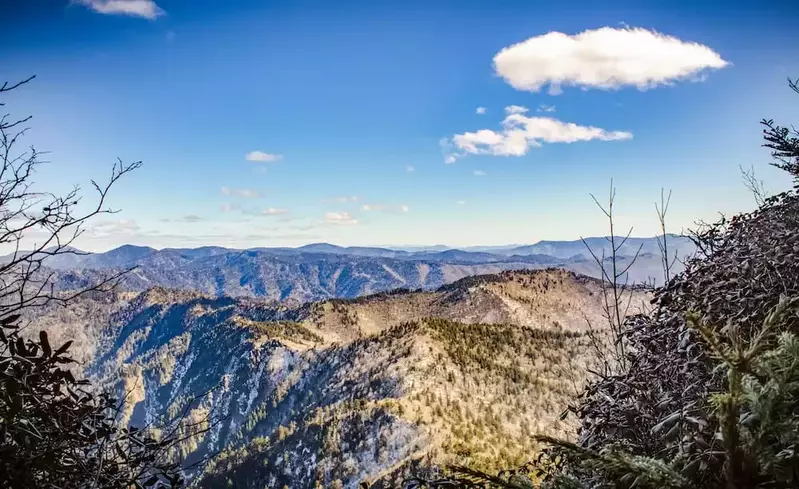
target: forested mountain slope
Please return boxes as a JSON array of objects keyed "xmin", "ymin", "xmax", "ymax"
[
  {"xmin": 29, "ymin": 269, "xmax": 647, "ymax": 487},
  {"xmin": 34, "ymin": 238, "xmax": 687, "ymax": 303}
]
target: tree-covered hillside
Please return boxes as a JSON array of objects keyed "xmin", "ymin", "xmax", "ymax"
[{"xmin": 413, "ymin": 79, "xmax": 799, "ymax": 489}]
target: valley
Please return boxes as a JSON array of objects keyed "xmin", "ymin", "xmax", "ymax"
[{"xmin": 28, "ymin": 268, "xmax": 650, "ymax": 487}]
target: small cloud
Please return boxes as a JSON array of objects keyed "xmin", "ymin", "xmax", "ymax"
[
  {"xmin": 473, "ymin": 170, "xmax": 487, "ymax": 176},
  {"xmin": 493, "ymin": 26, "xmax": 729, "ymax": 93},
  {"xmin": 74, "ymin": 0, "xmax": 164, "ymax": 19},
  {"xmin": 362, "ymin": 203, "xmax": 408, "ymax": 214},
  {"xmin": 220, "ymin": 203, "xmax": 239, "ymax": 212},
  {"xmin": 261, "ymin": 207, "xmax": 290, "ymax": 216},
  {"xmin": 504, "ymin": 105, "xmax": 529, "ymax": 114},
  {"xmin": 456, "ymin": 200, "xmax": 467, "ymax": 205},
  {"xmin": 325, "ymin": 212, "xmax": 358, "ymax": 225},
  {"xmin": 325, "ymin": 195, "xmax": 359, "ymax": 203},
  {"xmin": 221, "ymin": 186, "xmax": 262, "ymax": 199},
  {"xmin": 406, "ymin": 165, "xmax": 415, "ymax": 172},
  {"xmin": 161, "ymin": 215, "xmax": 204, "ymax": 223},
  {"xmin": 246, "ymin": 151, "xmax": 283, "ymax": 162},
  {"xmin": 440, "ymin": 138, "xmax": 457, "ymax": 164},
  {"xmin": 88, "ymin": 219, "xmax": 141, "ymax": 238},
  {"xmin": 287, "ymin": 223, "xmax": 320, "ymax": 232},
  {"xmin": 476, "ymin": 107, "xmax": 487, "ymax": 115},
  {"xmin": 444, "ymin": 113, "xmax": 632, "ymax": 162},
  {"xmin": 537, "ymin": 104, "xmax": 556, "ymax": 113}
]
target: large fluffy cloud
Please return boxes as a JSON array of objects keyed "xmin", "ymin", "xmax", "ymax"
[
  {"xmin": 75, "ymin": 0, "xmax": 163, "ymax": 19},
  {"xmin": 494, "ymin": 27, "xmax": 728, "ymax": 94},
  {"xmin": 445, "ymin": 113, "xmax": 631, "ymax": 161}
]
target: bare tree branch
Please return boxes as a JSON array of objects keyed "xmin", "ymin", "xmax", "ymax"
[
  {"xmin": 580, "ymin": 179, "xmax": 638, "ymax": 374},
  {"xmin": 0, "ymin": 76, "xmax": 193, "ymax": 489}
]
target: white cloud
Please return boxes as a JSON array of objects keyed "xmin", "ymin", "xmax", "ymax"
[
  {"xmin": 456, "ymin": 200, "xmax": 467, "ymax": 205},
  {"xmin": 444, "ymin": 113, "xmax": 631, "ymax": 161},
  {"xmin": 75, "ymin": 0, "xmax": 163, "ymax": 19},
  {"xmin": 493, "ymin": 26, "xmax": 729, "ymax": 94},
  {"xmin": 325, "ymin": 195, "xmax": 359, "ymax": 203},
  {"xmin": 88, "ymin": 219, "xmax": 141, "ymax": 238},
  {"xmin": 261, "ymin": 207, "xmax": 290, "ymax": 216},
  {"xmin": 406, "ymin": 165, "xmax": 415, "ymax": 172},
  {"xmin": 504, "ymin": 105, "xmax": 529, "ymax": 114},
  {"xmin": 473, "ymin": 170, "xmax": 487, "ymax": 176},
  {"xmin": 325, "ymin": 212, "xmax": 358, "ymax": 225},
  {"xmin": 440, "ymin": 138, "xmax": 458, "ymax": 164},
  {"xmin": 476, "ymin": 107, "xmax": 487, "ymax": 115},
  {"xmin": 537, "ymin": 104, "xmax": 556, "ymax": 113},
  {"xmin": 161, "ymin": 215, "xmax": 204, "ymax": 223},
  {"xmin": 220, "ymin": 203, "xmax": 239, "ymax": 212},
  {"xmin": 362, "ymin": 203, "xmax": 409, "ymax": 214},
  {"xmin": 246, "ymin": 151, "xmax": 283, "ymax": 162},
  {"xmin": 221, "ymin": 186, "xmax": 262, "ymax": 199}
]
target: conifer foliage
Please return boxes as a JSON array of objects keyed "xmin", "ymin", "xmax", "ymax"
[{"xmin": 405, "ymin": 79, "xmax": 799, "ymax": 489}]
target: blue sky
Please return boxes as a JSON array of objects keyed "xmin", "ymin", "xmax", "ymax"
[{"xmin": 1, "ymin": 0, "xmax": 798, "ymax": 251}]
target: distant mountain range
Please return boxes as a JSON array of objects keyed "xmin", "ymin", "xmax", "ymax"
[
  {"xmin": 15, "ymin": 235, "xmax": 694, "ymax": 303},
  {"xmin": 14, "ymin": 236, "xmax": 694, "ymax": 487},
  {"xmin": 27, "ymin": 269, "xmax": 650, "ymax": 487}
]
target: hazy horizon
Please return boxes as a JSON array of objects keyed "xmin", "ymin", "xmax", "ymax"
[
  {"xmin": 2, "ymin": 0, "xmax": 796, "ymax": 251},
  {"xmin": 2, "ymin": 233, "xmax": 692, "ymax": 255}
]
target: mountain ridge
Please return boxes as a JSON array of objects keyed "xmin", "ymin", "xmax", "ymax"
[
  {"xmin": 24, "ymin": 268, "xmax": 647, "ymax": 487},
  {"xmin": 20, "ymin": 236, "xmax": 694, "ymax": 304},
  {"xmin": 5, "ymin": 235, "xmax": 693, "ymax": 265}
]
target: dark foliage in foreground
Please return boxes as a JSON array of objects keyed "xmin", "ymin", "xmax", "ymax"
[
  {"xmin": 0, "ymin": 76, "xmax": 198, "ymax": 488},
  {"xmin": 400, "ymin": 79, "xmax": 799, "ymax": 489},
  {"xmin": 0, "ymin": 317, "xmax": 188, "ymax": 488}
]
